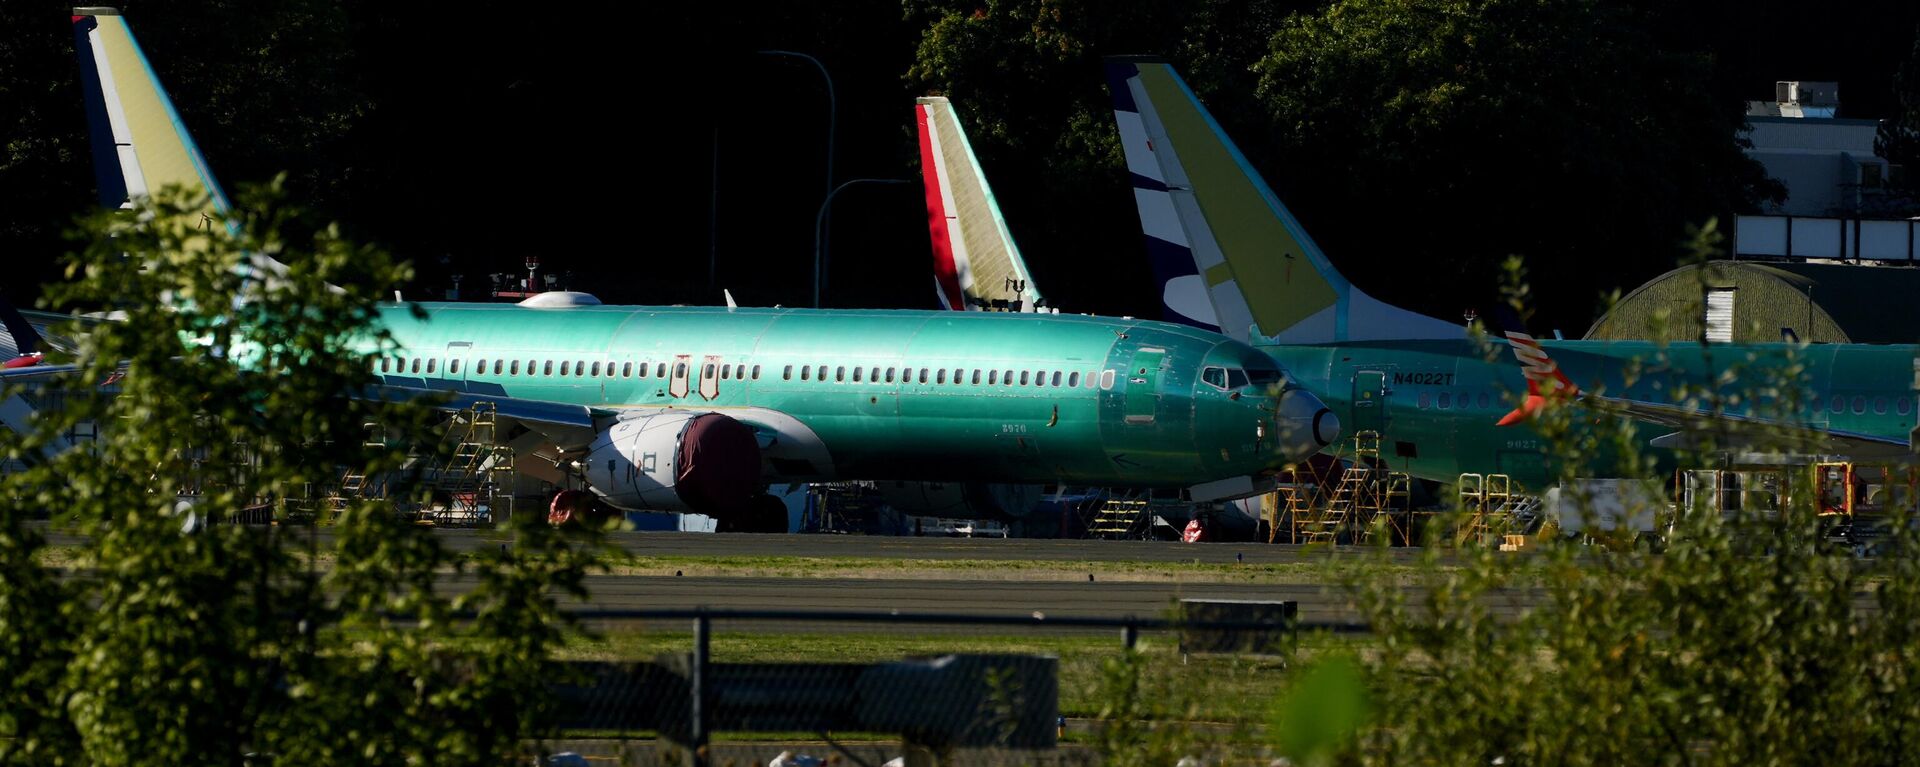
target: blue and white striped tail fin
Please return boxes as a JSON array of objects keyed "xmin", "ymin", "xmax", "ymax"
[{"xmin": 1104, "ymin": 57, "xmax": 1460, "ymax": 344}]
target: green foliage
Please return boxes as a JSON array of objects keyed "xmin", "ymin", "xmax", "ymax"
[
  {"xmin": 1330, "ymin": 231, "xmax": 1920, "ymax": 765},
  {"xmin": 1268, "ymin": 655, "xmax": 1369, "ymax": 766},
  {"xmin": 0, "ymin": 183, "xmax": 600, "ymax": 766}
]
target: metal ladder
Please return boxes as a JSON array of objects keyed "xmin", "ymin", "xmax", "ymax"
[{"xmin": 1087, "ymin": 497, "xmax": 1150, "ymax": 539}]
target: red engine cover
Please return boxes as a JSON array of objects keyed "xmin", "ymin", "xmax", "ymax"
[{"xmin": 674, "ymin": 413, "xmax": 762, "ymax": 516}]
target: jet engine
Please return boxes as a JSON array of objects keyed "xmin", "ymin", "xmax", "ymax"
[{"xmin": 580, "ymin": 411, "xmax": 762, "ymax": 516}]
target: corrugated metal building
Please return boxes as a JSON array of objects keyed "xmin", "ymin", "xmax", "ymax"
[{"xmin": 1584, "ymin": 261, "xmax": 1920, "ymax": 344}]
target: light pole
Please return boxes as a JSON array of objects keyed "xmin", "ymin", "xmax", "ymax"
[
  {"xmin": 755, "ymin": 50, "xmax": 836, "ymax": 199},
  {"xmin": 814, "ymin": 178, "xmax": 912, "ymax": 308}
]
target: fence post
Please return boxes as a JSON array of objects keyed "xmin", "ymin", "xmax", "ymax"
[{"xmin": 691, "ymin": 611, "xmax": 710, "ymax": 767}]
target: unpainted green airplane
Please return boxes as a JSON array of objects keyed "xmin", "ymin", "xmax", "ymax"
[
  {"xmin": 49, "ymin": 8, "xmax": 1340, "ymax": 531},
  {"xmin": 1104, "ymin": 58, "xmax": 1920, "ymax": 489}
]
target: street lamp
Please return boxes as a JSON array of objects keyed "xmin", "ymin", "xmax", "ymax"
[
  {"xmin": 814, "ymin": 178, "xmax": 912, "ymax": 308},
  {"xmin": 755, "ymin": 50, "xmax": 836, "ymax": 198}
]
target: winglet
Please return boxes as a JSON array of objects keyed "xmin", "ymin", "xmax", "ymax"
[
  {"xmin": 724, "ymin": 289, "xmax": 738, "ymax": 311},
  {"xmin": 1497, "ymin": 330, "xmax": 1579, "ymax": 426}
]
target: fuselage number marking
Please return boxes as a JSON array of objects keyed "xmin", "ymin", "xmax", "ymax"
[{"xmin": 1392, "ymin": 372, "xmax": 1454, "ymax": 386}]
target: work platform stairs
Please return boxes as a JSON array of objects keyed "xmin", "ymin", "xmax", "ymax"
[
  {"xmin": 1456, "ymin": 473, "xmax": 1544, "ymax": 548},
  {"xmin": 1281, "ymin": 431, "xmax": 1411, "ymax": 544},
  {"xmin": 326, "ymin": 403, "xmax": 515, "ymax": 527},
  {"xmin": 1086, "ymin": 492, "xmax": 1153, "ymax": 540}
]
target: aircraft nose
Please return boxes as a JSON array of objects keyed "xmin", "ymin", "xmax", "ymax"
[{"xmin": 1276, "ymin": 387, "xmax": 1340, "ymax": 459}]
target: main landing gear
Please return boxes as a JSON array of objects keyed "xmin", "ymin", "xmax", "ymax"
[{"xmin": 717, "ymin": 494, "xmax": 790, "ymax": 534}]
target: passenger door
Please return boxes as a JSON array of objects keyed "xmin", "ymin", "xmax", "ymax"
[
  {"xmin": 1124, "ymin": 348, "xmax": 1165, "ymax": 424},
  {"xmin": 669, "ymin": 354, "xmax": 691, "ymax": 399},
  {"xmin": 699, "ymin": 355, "xmax": 723, "ymax": 401},
  {"xmin": 1351, "ymin": 369, "xmax": 1388, "ymax": 435}
]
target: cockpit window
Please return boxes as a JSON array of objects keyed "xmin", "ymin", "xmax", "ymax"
[
  {"xmin": 1246, "ymin": 368, "xmax": 1283, "ymax": 387},
  {"xmin": 1202, "ymin": 367, "xmax": 1227, "ymax": 389},
  {"xmin": 1226, "ymin": 369, "xmax": 1249, "ymax": 389}
]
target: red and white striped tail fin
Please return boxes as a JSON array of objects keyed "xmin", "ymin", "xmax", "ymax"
[{"xmin": 1497, "ymin": 331, "xmax": 1579, "ymax": 426}]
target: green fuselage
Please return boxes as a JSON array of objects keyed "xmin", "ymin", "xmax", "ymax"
[
  {"xmin": 1270, "ymin": 338, "xmax": 1919, "ymax": 489},
  {"xmin": 366, "ymin": 303, "xmax": 1321, "ymax": 487}
]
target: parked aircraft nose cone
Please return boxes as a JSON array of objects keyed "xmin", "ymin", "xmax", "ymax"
[{"xmin": 1276, "ymin": 388, "xmax": 1340, "ymax": 459}]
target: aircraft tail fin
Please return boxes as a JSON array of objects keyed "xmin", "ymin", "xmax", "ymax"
[
  {"xmin": 1495, "ymin": 328, "xmax": 1580, "ymax": 426},
  {"xmin": 71, "ymin": 7, "xmax": 230, "ymax": 217},
  {"xmin": 71, "ymin": 7, "xmax": 304, "ymax": 288},
  {"xmin": 1103, "ymin": 57, "xmax": 1460, "ymax": 343},
  {"xmin": 915, "ymin": 97, "xmax": 1045, "ymax": 312}
]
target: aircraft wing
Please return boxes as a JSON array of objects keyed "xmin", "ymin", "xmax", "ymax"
[
  {"xmin": 1588, "ymin": 392, "xmax": 1911, "ymax": 458},
  {"xmin": 1498, "ymin": 329, "xmax": 1910, "ymax": 457},
  {"xmin": 368, "ymin": 384, "xmax": 835, "ymax": 480}
]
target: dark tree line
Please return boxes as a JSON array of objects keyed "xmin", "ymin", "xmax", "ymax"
[{"xmin": 2, "ymin": 0, "xmax": 1916, "ymax": 330}]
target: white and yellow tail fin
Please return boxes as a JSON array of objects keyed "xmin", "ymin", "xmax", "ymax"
[
  {"xmin": 1104, "ymin": 57, "xmax": 1459, "ymax": 343},
  {"xmin": 71, "ymin": 7, "xmax": 230, "ymax": 219},
  {"xmin": 71, "ymin": 6, "xmax": 302, "ymax": 286},
  {"xmin": 915, "ymin": 97, "xmax": 1045, "ymax": 312}
]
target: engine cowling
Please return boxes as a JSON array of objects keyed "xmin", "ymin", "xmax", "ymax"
[
  {"xmin": 876, "ymin": 481, "xmax": 1043, "ymax": 520},
  {"xmin": 581, "ymin": 412, "xmax": 762, "ymax": 516}
]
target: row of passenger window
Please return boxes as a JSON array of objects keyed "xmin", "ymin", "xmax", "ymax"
[
  {"xmin": 1416, "ymin": 391, "xmax": 1497, "ymax": 411},
  {"xmin": 780, "ymin": 364, "xmax": 1115, "ymax": 390},
  {"xmin": 1830, "ymin": 394, "xmax": 1913, "ymax": 416},
  {"xmin": 377, "ymin": 355, "xmax": 742, "ymax": 380},
  {"xmin": 374, "ymin": 354, "xmax": 1120, "ymax": 391}
]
